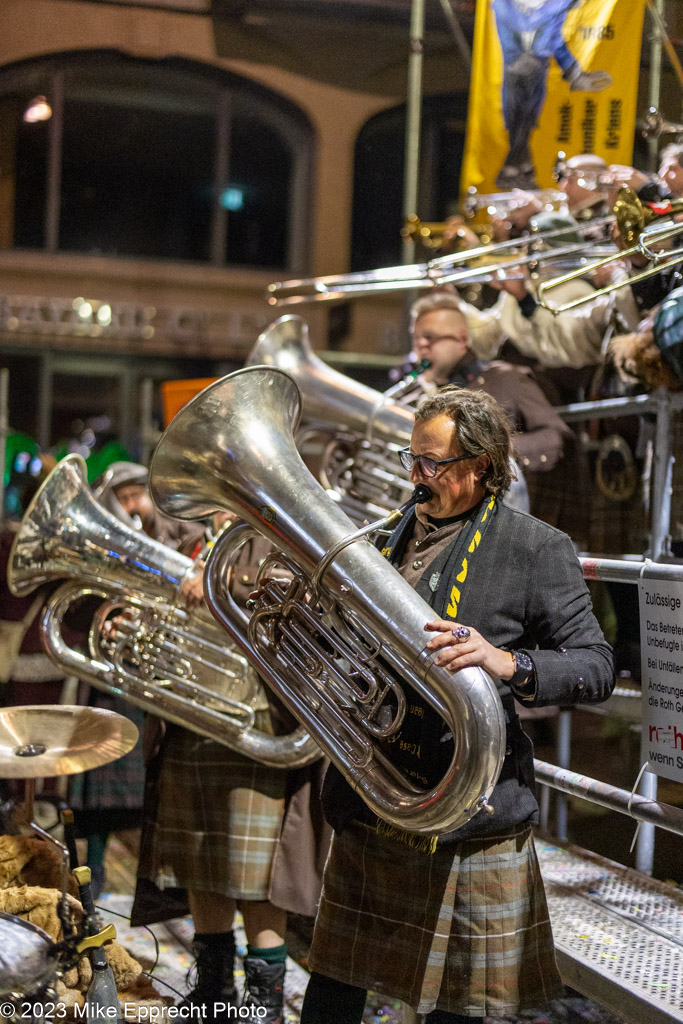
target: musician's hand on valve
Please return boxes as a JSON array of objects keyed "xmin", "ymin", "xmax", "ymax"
[
  {"xmin": 246, "ymin": 577, "xmax": 290, "ymax": 608},
  {"xmin": 608, "ymin": 165, "xmax": 649, "ymax": 193},
  {"xmin": 506, "ymin": 190, "xmax": 543, "ymax": 228},
  {"xmin": 591, "ymin": 260, "xmax": 627, "ymax": 289},
  {"xmin": 442, "ymin": 216, "xmax": 480, "ymax": 252},
  {"xmin": 182, "ymin": 564, "xmax": 205, "ymax": 608},
  {"xmin": 489, "ymin": 277, "xmax": 529, "ymax": 301},
  {"xmin": 424, "ymin": 620, "xmax": 515, "ymax": 680}
]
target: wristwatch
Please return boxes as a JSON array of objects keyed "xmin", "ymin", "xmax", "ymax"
[{"xmin": 509, "ymin": 649, "xmax": 534, "ymax": 686}]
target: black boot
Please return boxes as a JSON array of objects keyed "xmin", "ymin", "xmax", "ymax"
[
  {"xmin": 180, "ymin": 932, "xmax": 238, "ymax": 1022},
  {"xmin": 241, "ymin": 957, "xmax": 286, "ymax": 1024}
]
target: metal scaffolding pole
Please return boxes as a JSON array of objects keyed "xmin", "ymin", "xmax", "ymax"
[
  {"xmin": 647, "ymin": 0, "xmax": 663, "ymax": 170},
  {"xmin": 402, "ymin": 0, "xmax": 426, "ymax": 270}
]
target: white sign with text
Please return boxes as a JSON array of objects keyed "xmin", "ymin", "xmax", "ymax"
[{"xmin": 639, "ymin": 578, "xmax": 683, "ymax": 784}]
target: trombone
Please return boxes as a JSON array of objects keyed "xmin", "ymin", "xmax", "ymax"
[
  {"xmin": 462, "ymin": 187, "xmax": 567, "ymax": 217},
  {"xmin": 267, "ymin": 216, "xmax": 615, "ymax": 306},
  {"xmin": 537, "ymin": 186, "xmax": 683, "ymax": 315}
]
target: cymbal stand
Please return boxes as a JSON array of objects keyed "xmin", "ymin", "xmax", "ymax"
[
  {"xmin": 20, "ymin": 778, "xmax": 80, "ymax": 980},
  {"xmin": 60, "ymin": 809, "xmax": 121, "ymax": 1023}
]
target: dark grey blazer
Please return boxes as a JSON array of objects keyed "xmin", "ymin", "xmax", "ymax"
[
  {"xmin": 411, "ymin": 500, "xmax": 614, "ymax": 709},
  {"xmin": 322, "ymin": 500, "xmax": 615, "ymax": 842}
]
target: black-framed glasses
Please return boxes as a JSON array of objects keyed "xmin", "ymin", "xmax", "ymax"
[{"xmin": 398, "ymin": 448, "xmax": 476, "ymax": 478}]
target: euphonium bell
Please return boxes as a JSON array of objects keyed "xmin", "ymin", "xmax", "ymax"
[
  {"xmin": 8, "ymin": 455, "xmax": 320, "ymax": 768},
  {"xmin": 149, "ymin": 366, "xmax": 505, "ymax": 835}
]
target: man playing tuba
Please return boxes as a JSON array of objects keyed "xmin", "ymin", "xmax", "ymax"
[{"xmin": 300, "ymin": 388, "xmax": 614, "ymax": 1024}]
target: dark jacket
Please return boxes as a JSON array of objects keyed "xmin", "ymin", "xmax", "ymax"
[
  {"xmin": 322, "ymin": 500, "xmax": 614, "ymax": 842},
  {"xmin": 447, "ymin": 357, "xmax": 572, "ymax": 473}
]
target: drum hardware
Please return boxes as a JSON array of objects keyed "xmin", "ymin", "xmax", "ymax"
[
  {"xmin": 0, "ymin": 912, "xmax": 59, "ymax": 1018},
  {"xmin": 0, "ymin": 705, "xmax": 138, "ymax": 1019}
]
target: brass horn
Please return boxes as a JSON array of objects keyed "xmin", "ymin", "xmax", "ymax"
[
  {"xmin": 148, "ymin": 366, "xmax": 505, "ymax": 835},
  {"xmin": 246, "ymin": 315, "xmax": 415, "ymax": 521},
  {"xmin": 8, "ymin": 455, "xmax": 319, "ymax": 768},
  {"xmin": 641, "ymin": 107, "xmax": 683, "ymax": 139},
  {"xmin": 538, "ymin": 186, "xmax": 683, "ymax": 314}
]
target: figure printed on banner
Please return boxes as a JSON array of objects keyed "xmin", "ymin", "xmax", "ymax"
[{"xmin": 493, "ymin": 0, "xmax": 613, "ymax": 190}]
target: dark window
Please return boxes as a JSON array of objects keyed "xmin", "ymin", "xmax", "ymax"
[
  {"xmin": 226, "ymin": 115, "xmax": 292, "ymax": 268},
  {"xmin": 0, "ymin": 52, "xmax": 312, "ymax": 270},
  {"xmin": 59, "ymin": 99, "xmax": 215, "ymax": 260},
  {"xmin": 10, "ymin": 91, "xmax": 51, "ymax": 249},
  {"xmin": 351, "ymin": 94, "xmax": 468, "ymax": 271}
]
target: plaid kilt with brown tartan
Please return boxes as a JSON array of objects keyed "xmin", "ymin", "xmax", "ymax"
[
  {"xmin": 144, "ymin": 713, "xmax": 286, "ymax": 900},
  {"xmin": 308, "ymin": 820, "xmax": 564, "ymax": 1016}
]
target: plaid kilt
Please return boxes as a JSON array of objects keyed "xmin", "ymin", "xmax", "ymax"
[
  {"xmin": 309, "ymin": 820, "xmax": 564, "ymax": 1016},
  {"xmin": 144, "ymin": 713, "xmax": 286, "ymax": 900},
  {"xmin": 68, "ymin": 693, "xmax": 145, "ymax": 814}
]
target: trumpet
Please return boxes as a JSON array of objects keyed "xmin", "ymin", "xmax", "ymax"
[
  {"xmin": 8, "ymin": 455, "xmax": 320, "ymax": 768},
  {"xmin": 538, "ymin": 186, "xmax": 683, "ymax": 314},
  {"xmin": 401, "ymin": 215, "xmax": 493, "ymax": 249},
  {"xmin": 463, "ymin": 187, "xmax": 568, "ymax": 218},
  {"xmin": 641, "ymin": 107, "xmax": 683, "ymax": 139},
  {"xmin": 148, "ymin": 366, "xmax": 506, "ymax": 835},
  {"xmin": 553, "ymin": 152, "xmax": 618, "ymax": 192}
]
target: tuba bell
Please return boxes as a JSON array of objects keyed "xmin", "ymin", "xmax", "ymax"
[
  {"xmin": 246, "ymin": 315, "xmax": 415, "ymax": 521},
  {"xmin": 149, "ymin": 366, "xmax": 505, "ymax": 835},
  {"xmin": 8, "ymin": 455, "xmax": 319, "ymax": 768}
]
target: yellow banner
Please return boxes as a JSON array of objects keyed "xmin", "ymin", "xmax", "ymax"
[{"xmin": 461, "ymin": 0, "xmax": 647, "ymax": 195}]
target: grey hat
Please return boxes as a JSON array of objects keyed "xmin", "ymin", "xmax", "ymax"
[
  {"xmin": 529, "ymin": 211, "xmax": 582, "ymax": 247},
  {"xmin": 99, "ymin": 461, "xmax": 148, "ymax": 492}
]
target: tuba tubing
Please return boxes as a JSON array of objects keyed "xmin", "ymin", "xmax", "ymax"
[
  {"xmin": 149, "ymin": 366, "xmax": 506, "ymax": 835},
  {"xmin": 246, "ymin": 314, "xmax": 414, "ymax": 449},
  {"xmin": 8, "ymin": 455, "xmax": 320, "ymax": 769},
  {"xmin": 246, "ymin": 315, "xmax": 415, "ymax": 517}
]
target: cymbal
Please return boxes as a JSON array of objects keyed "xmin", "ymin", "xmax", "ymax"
[{"xmin": 0, "ymin": 705, "xmax": 139, "ymax": 778}]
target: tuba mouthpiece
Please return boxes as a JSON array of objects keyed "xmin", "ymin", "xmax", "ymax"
[{"xmin": 410, "ymin": 484, "xmax": 433, "ymax": 507}]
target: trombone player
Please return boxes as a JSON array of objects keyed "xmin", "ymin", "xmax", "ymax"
[{"xmin": 300, "ymin": 388, "xmax": 614, "ymax": 1024}]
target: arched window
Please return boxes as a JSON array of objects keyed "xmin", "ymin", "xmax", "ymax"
[
  {"xmin": 351, "ymin": 93, "xmax": 468, "ymax": 271},
  {"xmin": 0, "ymin": 51, "xmax": 313, "ymax": 271}
]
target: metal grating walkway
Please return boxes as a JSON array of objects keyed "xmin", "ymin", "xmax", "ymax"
[{"xmin": 536, "ymin": 839, "xmax": 683, "ymax": 1024}]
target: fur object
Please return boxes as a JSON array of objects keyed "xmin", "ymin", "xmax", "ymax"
[
  {"xmin": 0, "ymin": 834, "xmax": 79, "ymax": 895},
  {"xmin": 0, "ymin": 883, "xmax": 171, "ymax": 1019},
  {"xmin": 609, "ymin": 329, "xmax": 682, "ymax": 392}
]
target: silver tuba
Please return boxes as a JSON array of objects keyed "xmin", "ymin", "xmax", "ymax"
[
  {"xmin": 246, "ymin": 315, "xmax": 415, "ymax": 522},
  {"xmin": 7, "ymin": 455, "xmax": 319, "ymax": 768},
  {"xmin": 149, "ymin": 366, "xmax": 505, "ymax": 835}
]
